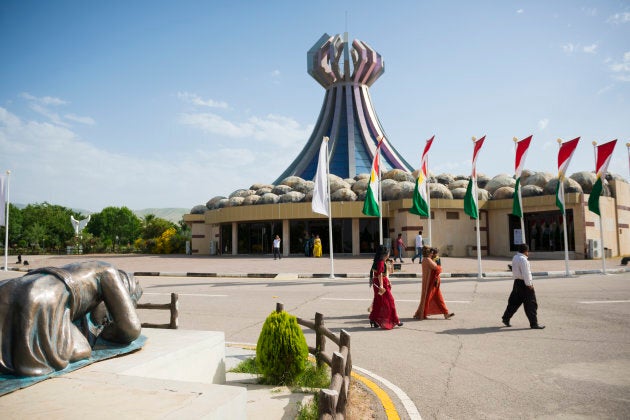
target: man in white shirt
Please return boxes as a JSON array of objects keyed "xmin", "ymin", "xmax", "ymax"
[
  {"xmin": 273, "ymin": 235, "xmax": 281, "ymax": 260},
  {"xmin": 501, "ymin": 244, "xmax": 545, "ymax": 329},
  {"xmin": 411, "ymin": 230, "xmax": 424, "ymax": 264}
]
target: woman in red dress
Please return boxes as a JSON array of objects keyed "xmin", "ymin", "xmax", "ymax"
[
  {"xmin": 414, "ymin": 247, "xmax": 454, "ymax": 320},
  {"xmin": 369, "ymin": 246, "xmax": 403, "ymax": 329}
]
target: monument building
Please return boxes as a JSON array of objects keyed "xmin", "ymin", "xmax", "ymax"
[{"xmin": 184, "ymin": 33, "xmax": 630, "ymax": 260}]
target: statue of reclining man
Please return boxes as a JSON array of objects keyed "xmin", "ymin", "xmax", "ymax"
[{"xmin": 0, "ymin": 261, "xmax": 142, "ymax": 377}]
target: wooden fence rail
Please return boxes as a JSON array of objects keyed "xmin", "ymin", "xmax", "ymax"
[
  {"xmin": 275, "ymin": 302, "xmax": 351, "ymax": 419},
  {"xmin": 138, "ymin": 292, "xmax": 179, "ymax": 329}
]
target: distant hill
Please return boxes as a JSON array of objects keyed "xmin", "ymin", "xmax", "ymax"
[{"xmin": 134, "ymin": 208, "xmax": 190, "ymax": 223}]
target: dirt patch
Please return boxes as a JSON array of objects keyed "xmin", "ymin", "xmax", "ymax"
[{"xmin": 346, "ymin": 378, "xmax": 385, "ymax": 419}]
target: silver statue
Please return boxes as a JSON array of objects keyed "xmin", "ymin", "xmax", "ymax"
[
  {"xmin": 70, "ymin": 214, "xmax": 91, "ymax": 236},
  {"xmin": 0, "ymin": 261, "xmax": 142, "ymax": 377}
]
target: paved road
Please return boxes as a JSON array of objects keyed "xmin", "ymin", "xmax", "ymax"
[
  {"xmin": 2, "ymin": 255, "xmax": 629, "ymax": 418},
  {"xmin": 133, "ymin": 271, "xmax": 630, "ymax": 419}
]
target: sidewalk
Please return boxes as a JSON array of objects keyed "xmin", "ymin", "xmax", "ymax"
[{"xmin": 2, "ymin": 253, "xmax": 628, "ymax": 279}]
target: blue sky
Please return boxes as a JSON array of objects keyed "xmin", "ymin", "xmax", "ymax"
[{"xmin": 1, "ymin": 1, "xmax": 629, "ymax": 211}]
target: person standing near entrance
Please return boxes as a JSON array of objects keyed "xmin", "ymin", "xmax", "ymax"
[
  {"xmin": 394, "ymin": 233, "xmax": 405, "ymax": 263},
  {"xmin": 411, "ymin": 230, "xmax": 424, "ymax": 264},
  {"xmin": 312, "ymin": 234, "xmax": 322, "ymax": 257},
  {"xmin": 273, "ymin": 235, "xmax": 281, "ymax": 260},
  {"xmin": 502, "ymin": 244, "xmax": 545, "ymax": 329}
]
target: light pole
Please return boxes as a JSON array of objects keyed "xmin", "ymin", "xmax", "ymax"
[{"xmin": 3, "ymin": 170, "xmax": 10, "ymax": 272}]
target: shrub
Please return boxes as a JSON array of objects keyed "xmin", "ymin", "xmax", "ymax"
[{"xmin": 256, "ymin": 310, "xmax": 309, "ymax": 385}]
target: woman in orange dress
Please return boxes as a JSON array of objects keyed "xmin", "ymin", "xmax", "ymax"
[{"xmin": 414, "ymin": 247, "xmax": 454, "ymax": 320}]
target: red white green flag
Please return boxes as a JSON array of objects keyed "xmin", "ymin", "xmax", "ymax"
[
  {"xmin": 464, "ymin": 136, "xmax": 486, "ymax": 219},
  {"xmin": 512, "ymin": 135, "xmax": 533, "ymax": 218},
  {"xmin": 410, "ymin": 135, "xmax": 435, "ymax": 217},
  {"xmin": 555, "ymin": 137, "xmax": 580, "ymax": 213},
  {"xmin": 362, "ymin": 139, "xmax": 383, "ymax": 217},
  {"xmin": 588, "ymin": 139, "xmax": 617, "ymax": 216}
]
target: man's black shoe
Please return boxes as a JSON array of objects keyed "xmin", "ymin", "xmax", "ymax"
[
  {"xmin": 502, "ymin": 319, "xmax": 511, "ymax": 327},
  {"xmin": 530, "ymin": 325, "xmax": 546, "ymax": 329}
]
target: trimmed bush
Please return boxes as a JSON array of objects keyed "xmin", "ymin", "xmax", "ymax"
[{"xmin": 256, "ymin": 310, "xmax": 309, "ymax": 385}]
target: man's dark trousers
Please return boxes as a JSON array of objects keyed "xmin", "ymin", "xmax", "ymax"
[{"xmin": 502, "ymin": 279, "xmax": 538, "ymax": 326}]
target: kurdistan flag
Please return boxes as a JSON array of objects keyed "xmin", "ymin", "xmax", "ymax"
[
  {"xmin": 512, "ymin": 135, "xmax": 533, "ymax": 218},
  {"xmin": 362, "ymin": 140, "xmax": 382, "ymax": 217},
  {"xmin": 464, "ymin": 136, "xmax": 486, "ymax": 219},
  {"xmin": 409, "ymin": 135, "xmax": 435, "ymax": 217},
  {"xmin": 588, "ymin": 139, "xmax": 617, "ymax": 216},
  {"xmin": 555, "ymin": 137, "xmax": 580, "ymax": 214}
]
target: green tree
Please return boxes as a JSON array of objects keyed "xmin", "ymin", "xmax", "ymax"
[
  {"xmin": 87, "ymin": 206, "xmax": 141, "ymax": 251},
  {"xmin": 141, "ymin": 214, "xmax": 176, "ymax": 240},
  {"xmin": 19, "ymin": 203, "xmax": 82, "ymax": 252}
]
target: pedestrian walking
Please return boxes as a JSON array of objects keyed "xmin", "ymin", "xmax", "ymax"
[
  {"xmin": 414, "ymin": 247, "xmax": 453, "ymax": 320},
  {"xmin": 394, "ymin": 233, "xmax": 405, "ymax": 263},
  {"xmin": 502, "ymin": 243, "xmax": 545, "ymax": 329},
  {"xmin": 411, "ymin": 230, "xmax": 424, "ymax": 264},
  {"xmin": 273, "ymin": 235, "xmax": 281, "ymax": 260},
  {"xmin": 369, "ymin": 246, "xmax": 403, "ymax": 329}
]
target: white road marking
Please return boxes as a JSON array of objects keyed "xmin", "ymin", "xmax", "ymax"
[
  {"xmin": 578, "ymin": 300, "xmax": 630, "ymax": 304},
  {"xmin": 321, "ymin": 298, "xmax": 470, "ymax": 303},
  {"xmin": 143, "ymin": 292, "xmax": 228, "ymax": 297}
]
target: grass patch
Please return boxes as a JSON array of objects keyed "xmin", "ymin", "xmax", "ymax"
[
  {"xmin": 231, "ymin": 356, "xmax": 331, "ymax": 420},
  {"xmin": 229, "ymin": 357, "xmax": 259, "ymax": 374}
]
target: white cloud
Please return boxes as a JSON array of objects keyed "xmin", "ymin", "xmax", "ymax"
[
  {"xmin": 607, "ymin": 12, "xmax": 630, "ymax": 24},
  {"xmin": 538, "ymin": 119, "xmax": 549, "ymax": 131},
  {"xmin": 64, "ymin": 113, "xmax": 96, "ymax": 125},
  {"xmin": 582, "ymin": 7, "xmax": 597, "ymax": 17},
  {"xmin": 19, "ymin": 92, "xmax": 67, "ymax": 106},
  {"xmin": 178, "ymin": 111, "xmax": 312, "ymax": 148},
  {"xmin": 271, "ymin": 70, "xmax": 281, "ymax": 77},
  {"xmin": 609, "ymin": 51, "xmax": 630, "ymax": 82},
  {"xmin": 177, "ymin": 91, "xmax": 228, "ymax": 108},
  {"xmin": 516, "ymin": 9, "xmax": 524, "ymax": 14},
  {"xmin": 583, "ymin": 44, "xmax": 598, "ymax": 54},
  {"xmin": 562, "ymin": 43, "xmax": 576, "ymax": 54},
  {"xmin": 596, "ymin": 84, "xmax": 614, "ymax": 95},
  {"xmin": 0, "ymin": 105, "xmax": 305, "ymax": 210}
]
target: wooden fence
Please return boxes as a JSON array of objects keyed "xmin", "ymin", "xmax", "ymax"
[
  {"xmin": 275, "ymin": 302, "xmax": 351, "ymax": 419},
  {"xmin": 138, "ymin": 292, "xmax": 179, "ymax": 329}
]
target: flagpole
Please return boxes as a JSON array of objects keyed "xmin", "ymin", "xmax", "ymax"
[
  {"xmin": 378, "ymin": 141, "xmax": 383, "ymax": 246},
  {"xmin": 472, "ymin": 137, "xmax": 482, "ymax": 279},
  {"xmin": 326, "ymin": 140, "xmax": 335, "ymax": 279},
  {"xmin": 592, "ymin": 141, "xmax": 607, "ymax": 274},
  {"xmin": 558, "ymin": 139, "xmax": 570, "ymax": 277},
  {"xmin": 513, "ymin": 138, "xmax": 526, "ymax": 245},
  {"xmin": 3, "ymin": 170, "xmax": 10, "ymax": 272},
  {"xmin": 426, "ymin": 156, "xmax": 432, "ymax": 246}
]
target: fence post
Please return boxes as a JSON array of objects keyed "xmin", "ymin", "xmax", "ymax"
[
  {"xmin": 340, "ymin": 329, "xmax": 351, "ymax": 376},
  {"xmin": 169, "ymin": 293, "xmax": 179, "ymax": 329},
  {"xmin": 276, "ymin": 302, "xmax": 284, "ymax": 313},
  {"xmin": 315, "ymin": 312, "xmax": 325, "ymax": 368}
]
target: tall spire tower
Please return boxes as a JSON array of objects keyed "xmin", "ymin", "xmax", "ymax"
[{"xmin": 275, "ymin": 33, "xmax": 413, "ymax": 183}]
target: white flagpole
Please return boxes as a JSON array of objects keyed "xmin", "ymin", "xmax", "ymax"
[
  {"xmin": 378, "ymin": 141, "xmax": 383, "ymax": 246},
  {"xmin": 513, "ymin": 138, "xmax": 526, "ymax": 245},
  {"xmin": 426, "ymin": 155, "xmax": 432, "ymax": 246},
  {"xmin": 475, "ymin": 197, "xmax": 482, "ymax": 279},
  {"xmin": 593, "ymin": 141, "xmax": 607, "ymax": 274},
  {"xmin": 471, "ymin": 137, "xmax": 483, "ymax": 279},
  {"xmin": 3, "ymin": 170, "xmax": 10, "ymax": 272},
  {"xmin": 557, "ymin": 139, "xmax": 570, "ymax": 277},
  {"xmin": 325, "ymin": 140, "xmax": 335, "ymax": 279}
]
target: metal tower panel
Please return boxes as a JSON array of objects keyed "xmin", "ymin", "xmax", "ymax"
[{"xmin": 275, "ymin": 33, "xmax": 413, "ymax": 185}]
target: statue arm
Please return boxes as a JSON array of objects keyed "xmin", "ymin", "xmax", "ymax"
[{"xmin": 98, "ymin": 270, "xmax": 142, "ymax": 343}]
